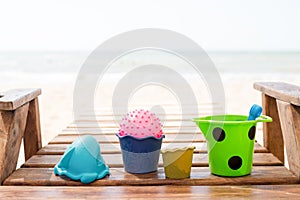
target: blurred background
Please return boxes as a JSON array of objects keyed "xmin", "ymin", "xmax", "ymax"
[{"xmin": 1, "ymin": 0, "xmax": 300, "ymax": 148}]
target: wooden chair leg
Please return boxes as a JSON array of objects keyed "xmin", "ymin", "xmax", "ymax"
[
  {"xmin": 277, "ymin": 100, "xmax": 300, "ymax": 179},
  {"xmin": 23, "ymin": 98, "xmax": 42, "ymax": 161},
  {"xmin": 0, "ymin": 103, "xmax": 29, "ymax": 184},
  {"xmin": 262, "ymin": 94, "xmax": 284, "ymax": 163}
]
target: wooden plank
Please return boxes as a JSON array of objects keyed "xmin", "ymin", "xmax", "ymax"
[
  {"xmin": 74, "ymin": 113, "xmax": 215, "ymax": 121},
  {"xmin": 22, "ymin": 153, "xmax": 282, "ymax": 168},
  {"xmin": 37, "ymin": 143, "xmax": 208, "ymax": 155},
  {"xmin": 60, "ymin": 127, "xmax": 201, "ymax": 135},
  {"xmin": 0, "ymin": 103, "xmax": 29, "ymax": 184},
  {"xmin": 261, "ymin": 94, "xmax": 284, "ymax": 163},
  {"xmin": 49, "ymin": 133, "xmax": 205, "ymax": 144},
  {"xmin": 254, "ymin": 82, "xmax": 300, "ymax": 106},
  {"xmin": 4, "ymin": 185, "xmax": 300, "ymax": 199},
  {"xmin": 59, "ymin": 127, "xmax": 263, "ymax": 136},
  {"xmin": 0, "ymin": 88, "xmax": 41, "ymax": 111},
  {"xmin": 89, "ymin": 103, "xmax": 221, "ymax": 110},
  {"xmin": 67, "ymin": 121, "xmax": 197, "ymax": 128},
  {"xmin": 37, "ymin": 142, "xmax": 268, "ymax": 155},
  {"xmin": 80, "ymin": 107, "xmax": 219, "ymax": 114},
  {"xmin": 75, "ymin": 117, "xmax": 193, "ymax": 122},
  {"xmin": 81, "ymin": 106, "xmax": 218, "ymax": 112},
  {"xmin": 67, "ymin": 125, "xmax": 197, "ymax": 129},
  {"xmin": 3, "ymin": 166, "xmax": 298, "ymax": 186},
  {"xmin": 81, "ymin": 113, "xmax": 203, "ymax": 117},
  {"xmin": 23, "ymin": 98, "xmax": 42, "ymax": 161},
  {"xmin": 1, "ymin": 185, "xmax": 300, "ymax": 199},
  {"xmin": 76, "ymin": 110, "xmax": 215, "ymax": 117},
  {"xmin": 277, "ymin": 100, "xmax": 300, "ymax": 179}
]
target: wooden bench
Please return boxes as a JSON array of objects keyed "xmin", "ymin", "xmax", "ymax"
[
  {"xmin": 254, "ymin": 82, "xmax": 300, "ymax": 179},
  {"xmin": 1, "ymin": 84, "xmax": 300, "ymax": 199},
  {"xmin": 0, "ymin": 88, "xmax": 42, "ymax": 184}
]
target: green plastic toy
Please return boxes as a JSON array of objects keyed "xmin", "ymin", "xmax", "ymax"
[{"xmin": 193, "ymin": 114, "xmax": 272, "ymax": 177}]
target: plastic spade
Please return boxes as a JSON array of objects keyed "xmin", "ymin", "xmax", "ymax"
[{"xmin": 248, "ymin": 104, "xmax": 263, "ymax": 120}]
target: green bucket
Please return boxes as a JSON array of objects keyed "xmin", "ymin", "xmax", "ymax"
[{"xmin": 193, "ymin": 115, "xmax": 272, "ymax": 177}]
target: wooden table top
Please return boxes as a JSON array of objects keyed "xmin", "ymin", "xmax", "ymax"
[
  {"xmin": 2, "ymin": 185, "xmax": 300, "ymax": 199},
  {"xmin": 2, "ymin": 106, "xmax": 300, "ymax": 198}
]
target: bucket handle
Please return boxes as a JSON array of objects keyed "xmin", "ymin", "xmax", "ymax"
[{"xmin": 255, "ymin": 115, "xmax": 272, "ymax": 122}]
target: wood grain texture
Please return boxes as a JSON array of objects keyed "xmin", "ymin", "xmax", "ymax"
[
  {"xmin": 2, "ymin": 185, "xmax": 300, "ymax": 199},
  {"xmin": 3, "ymin": 95, "xmax": 300, "ymax": 196},
  {"xmin": 79, "ymin": 109, "xmax": 221, "ymax": 116},
  {"xmin": 22, "ymin": 153, "xmax": 282, "ymax": 168},
  {"xmin": 49, "ymin": 133, "xmax": 205, "ymax": 144},
  {"xmin": 68, "ymin": 120, "xmax": 197, "ymax": 128},
  {"xmin": 1, "ymin": 185, "xmax": 300, "ymax": 199},
  {"xmin": 73, "ymin": 114, "xmax": 214, "ymax": 123},
  {"xmin": 36, "ymin": 142, "xmax": 268, "ymax": 155},
  {"xmin": 3, "ymin": 166, "xmax": 298, "ymax": 186},
  {"xmin": 0, "ymin": 103, "xmax": 29, "ymax": 184},
  {"xmin": 60, "ymin": 126, "xmax": 262, "ymax": 135},
  {"xmin": 262, "ymin": 94, "xmax": 284, "ymax": 163},
  {"xmin": 277, "ymin": 100, "xmax": 300, "ymax": 179},
  {"xmin": 254, "ymin": 82, "xmax": 300, "ymax": 106},
  {"xmin": 60, "ymin": 128, "xmax": 201, "ymax": 135},
  {"xmin": 75, "ymin": 117, "xmax": 194, "ymax": 122},
  {"xmin": 0, "ymin": 88, "xmax": 41, "ymax": 111},
  {"xmin": 23, "ymin": 98, "xmax": 42, "ymax": 161}
]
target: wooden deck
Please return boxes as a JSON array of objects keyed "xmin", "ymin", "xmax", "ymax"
[
  {"xmin": 2, "ymin": 185, "xmax": 300, "ymax": 199},
  {"xmin": 3, "ymin": 111, "xmax": 299, "ymax": 187},
  {"xmin": 1, "ymin": 83, "xmax": 300, "ymax": 199}
]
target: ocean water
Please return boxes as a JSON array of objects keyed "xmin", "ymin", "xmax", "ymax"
[{"xmin": 1, "ymin": 51, "xmax": 299, "ymax": 75}]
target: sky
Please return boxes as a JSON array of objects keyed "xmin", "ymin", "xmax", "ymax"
[{"xmin": 0, "ymin": 0, "xmax": 300, "ymax": 51}]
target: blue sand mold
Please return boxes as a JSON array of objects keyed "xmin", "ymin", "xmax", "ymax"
[
  {"xmin": 54, "ymin": 135, "xmax": 110, "ymax": 184},
  {"xmin": 121, "ymin": 149, "xmax": 161, "ymax": 174},
  {"xmin": 116, "ymin": 134, "xmax": 164, "ymax": 153},
  {"xmin": 116, "ymin": 134, "xmax": 164, "ymax": 173}
]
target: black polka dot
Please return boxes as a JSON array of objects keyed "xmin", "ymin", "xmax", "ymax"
[
  {"xmin": 248, "ymin": 126, "xmax": 256, "ymax": 140},
  {"xmin": 228, "ymin": 156, "xmax": 242, "ymax": 170},
  {"xmin": 212, "ymin": 127, "xmax": 225, "ymax": 142}
]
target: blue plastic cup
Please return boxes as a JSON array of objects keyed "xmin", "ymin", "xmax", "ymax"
[{"xmin": 116, "ymin": 134, "xmax": 165, "ymax": 174}]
